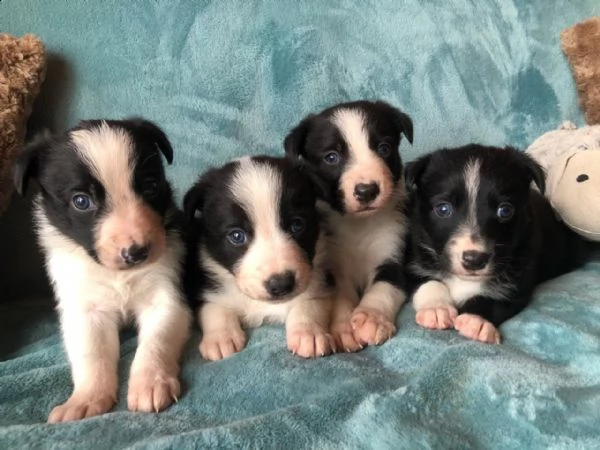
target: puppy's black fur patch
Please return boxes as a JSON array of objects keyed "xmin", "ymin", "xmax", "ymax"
[{"xmin": 405, "ymin": 144, "xmax": 589, "ymax": 326}]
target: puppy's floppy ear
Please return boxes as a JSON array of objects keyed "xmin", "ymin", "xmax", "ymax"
[
  {"xmin": 284, "ymin": 115, "xmax": 315, "ymax": 158},
  {"xmin": 13, "ymin": 131, "xmax": 51, "ymax": 196},
  {"xmin": 512, "ymin": 147, "xmax": 546, "ymax": 194},
  {"xmin": 183, "ymin": 173, "xmax": 213, "ymax": 223},
  {"xmin": 294, "ymin": 157, "xmax": 331, "ymax": 202},
  {"xmin": 378, "ymin": 101, "xmax": 414, "ymax": 145},
  {"xmin": 404, "ymin": 153, "xmax": 432, "ymax": 192},
  {"xmin": 125, "ymin": 117, "xmax": 174, "ymax": 165}
]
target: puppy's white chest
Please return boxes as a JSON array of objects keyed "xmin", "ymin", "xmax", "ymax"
[
  {"xmin": 324, "ymin": 205, "xmax": 406, "ymax": 287},
  {"xmin": 443, "ymin": 276, "xmax": 485, "ymax": 306}
]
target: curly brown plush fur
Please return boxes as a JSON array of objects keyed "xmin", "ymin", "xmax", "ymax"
[
  {"xmin": 0, "ymin": 34, "xmax": 46, "ymax": 215},
  {"xmin": 561, "ymin": 17, "xmax": 600, "ymax": 126}
]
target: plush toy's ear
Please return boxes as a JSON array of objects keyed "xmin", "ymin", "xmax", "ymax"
[
  {"xmin": 284, "ymin": 115, "xmax": 315, "ymax": 158},
  {"xmin": 515, "ymin": 148, "xmax": 546, "ymax": 195},
  {"xmin": 404, "ymin": 153, "xmax": 432, "ymax": 192},
  {"xmin": 125, "ymin": 117, "xmax": 174, "ymax": 165},
  {"xmin": 12, "ymin": 131, "xmax": 51, "ymax": 196}
]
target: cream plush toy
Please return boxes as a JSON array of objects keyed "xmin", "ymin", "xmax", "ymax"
[{"xmin": 526, "ymin": 121, "xmax": 600, "ymax": 241}]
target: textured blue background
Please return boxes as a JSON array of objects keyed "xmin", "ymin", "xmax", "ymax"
[{"xmin": 2, "ymin": 1, "xmax": 600, "ymax": 448}]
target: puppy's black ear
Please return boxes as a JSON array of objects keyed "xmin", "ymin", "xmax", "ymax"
[
  {"xmin": 284, "ymin": 115, "xmax": 314, "ymax": 158},
  {"xmin": 13, "ymin": 131, "xmax": 51, "ymax": 196},
  {"xmin": 126, "ymin": 118, "xmax": 174, "ymax": 165},
  {"xmin": 513, "ymin": 148, "xmax": 546, "ymax": 194},
  {"xmin": 404, "ymin": 153, "xmax": 432, "ymax": 192},
  {"xmin": 378, "ymin": 102, "xmax": 413, "ymax": 145},
  {"xmin": 183, "ymin": 175, "xmax": 211, "ymax": 223},
  {"xmin": 295, "ymin": 158, "xmax": 331, "ymax": 203}
]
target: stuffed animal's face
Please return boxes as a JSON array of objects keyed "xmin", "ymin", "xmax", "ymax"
[{"xmin": 550, "ymin": 150, "xmax": 600, "ymax": 241}]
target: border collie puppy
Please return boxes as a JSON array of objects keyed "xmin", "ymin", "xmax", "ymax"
[
  {"xmin": 183, "ymin": 156, "xmax": 334, "ymax": 360},
  {"xmin": 284, "ymin": 101, "xmax": 413, "ymax": 351},
  {"xmin": 405, "ymin": 145, "xmax": 587, "ymax": 343},
  {"xmin": 13, "ymin": 119, "xmax": 192, "ymax": 423}
]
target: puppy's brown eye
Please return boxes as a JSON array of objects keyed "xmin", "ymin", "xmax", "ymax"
[
  {"xmin": 323, "ymin": 151, "xmax": 340, "ymax": 165},
  {"xmin": 577, "ymin": 174, "xmax": 589, "ymax": 183},
  {"xmin": 376, "ymin": 142, "xmax": 392, "ymax": 157},
  {"xmin": 142, "ymin": 178, "xmax": 159, "ymax": 198}
]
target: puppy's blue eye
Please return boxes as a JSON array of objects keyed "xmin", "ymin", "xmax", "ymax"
[
  {"xmin": 71, "ymin": 193, "xmax": 95, "ymax": 211},
  {"xmin": 227, "ymin": 229, "xmax": 247, "ymax": 246},
  {"xmin": 434, "ymin": 201, "xmax": 453, "ymax": 218},
  {"xmin": 377, "ymin": 142, "xmax": 392, "ymax": 157},
  {"xmin": 496, "ymin": 202, "xmax": 515, "ymax": 221},
  {"xmin": 290, "ymin": 217, "xmax": 306, "ymax": 235},
  {"xmin": 323, "ymin": 151, "xmax": 340, "ymax": 165}
]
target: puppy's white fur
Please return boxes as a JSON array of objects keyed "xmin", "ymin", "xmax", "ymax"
[
  {"xmin": 325, "ymin": 109, "xmax": 408, "ymax": 351},
  {"xmin": 198, "ymin": 159, "xmax": 334, "ymax": 360},
  {"xmin": 38, "ymin": 126, "xmax": 191, "ymax": 423}
]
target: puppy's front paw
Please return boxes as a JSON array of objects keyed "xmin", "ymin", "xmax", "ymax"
[
  {"xmin": 351, "ymin": 308, "xmax": 397, "ymax": 346},
  {"xmin": 48, "ymin": 391, "xmax": 116, "ymax": 423},
  {"xmin": 127, "ymin": 368, "xmax": 180, "ymax": 413},
  {"xmin": 454, "ymin": 313, "xmax": 501, "ymax": 344},
  {"xmin": 199, "ymin": 328, "xmax": 247, "ymax": 361},
  {"xmin": 331, "ymin": 321, "xmax": 363, "ymax": 353},
  {"xmin": 415, "ymin": 306, "xmax": 457, "ymax": 329},
  {"xmin": 287, "ymin": 323, "xmax": 336, "ymax": 358}
]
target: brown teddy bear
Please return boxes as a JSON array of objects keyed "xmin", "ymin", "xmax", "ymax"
[{"xmin": 0, "ymin": 33, "xmax": 46, "ymax": 215}]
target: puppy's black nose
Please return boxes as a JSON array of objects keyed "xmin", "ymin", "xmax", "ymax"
[
  {"xmin": 461, "ymin": 250, "xmax": 490, "ymax": 271},
  {"xmin": 121, "ymin": 244, "xmax": 150, "ymax": 265},
  {"xmin": 354, "ymin": 182, "xmax": 380, "ymax": 204},
  {"xmin": 265, "ymin": 271, "xmax": 296, "ymax": 297}
]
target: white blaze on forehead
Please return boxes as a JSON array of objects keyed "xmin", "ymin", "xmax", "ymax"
[
  {"xmin": 464, "ymin": 157, "xmax": 482, "ymax": 232},
  {"xmin": 230, "ymin": 158, "xmax": 282, "ymax": 236},
  {"xmin": 331, "ymin": 108, "xmax": 371, "ymax": 163},
  {"xmin": 70, "ymin": 122, "xmax": 134, "ymax": 205}
]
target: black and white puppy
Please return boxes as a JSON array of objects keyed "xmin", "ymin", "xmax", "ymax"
[
  {"xmin": 284, "ymin": 100, "xmax": 413, "ymax": 351},
  {"xmin": 13, "ymin": 119, "xmax": 192, "ymax": 423},
  {"xmin": 405, "ymin": 144, "xmax": 587, "ymax": 343},
  {"xmin": 183, "ymin": 156, "xmax": 335, "ymax": 360}
]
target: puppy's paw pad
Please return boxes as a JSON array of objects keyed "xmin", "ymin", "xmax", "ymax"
[
  {"xmin": 127, "ymin": 369, "xmax": 180, "ymax": 413},
  {"xmin": 287, "ymin": 324, "xmax": 335, "ymax": 358},
  {"xmin": 455, "ymin": 313, "xmax": 501, "ymax": 344},
  {"xmin": 331, "ymin": 321, "xmax": 363, "ymax": 353},
  {"xmin": 48, "ymin": 392, "xmax": 115, "ymax": 423},
  {"xmin": 199, "ymin": 328, "xmax": 247, "ymax": 361},
  {"xmin": 350, "ymin": 308, "xmax": 397, "ymax": 346},
  {"xmin": 415, "ymin": 306, "xmax": 457, "ymax": 329}
]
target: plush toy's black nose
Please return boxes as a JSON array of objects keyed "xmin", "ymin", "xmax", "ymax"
[
  {"xmin": 121, "ymin": 244, "xmax": 149, "ymax": 265},
  {"xmin": 577, "ymin": 174, "xmax": 589, "ymax": 183},
  {"xmin": 461, "ymin": 250, "xmax": 490, "ymax": 271},
  {"xmin": 354, "ymin": 182, "xmax": 380, "ymax": 204},
  {"xmin": 265, "ymin": 271, "xmax": 296, "ymax": 297}
]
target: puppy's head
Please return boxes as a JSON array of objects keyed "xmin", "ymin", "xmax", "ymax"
[
  {"xmin": 13, "ymin": 118, "xmax": 175, "ymax": 270},
  {"xmin": 406, "ymin": 145, "xmax": 545, "ymax": 280},
  {"xmin": 184, "ymin": 156, "xmax": 321, "ymax": 301},
  {"xmin": 284, "ymin": 100, "xmax": 413, "ymax": 216}
]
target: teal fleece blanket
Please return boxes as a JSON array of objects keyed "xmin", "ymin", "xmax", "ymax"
[{"xmin": 2, "ymin": 1, "xmax": 600, "ymax": 448}]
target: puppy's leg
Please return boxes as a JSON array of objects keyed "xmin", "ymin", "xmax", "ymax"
[
  {"xmin": 199, "ymin": 302, "xmax": 247, "ymax": 361},
  {"xmin": 454, "ymin": 295, "xmax": 528, "ymax": 344},
  {"xmin": 412, "ymin": 280, "xmax": 457, "ymax": 330},
  {"xmin": 351, "ymin": 281, "xmax": 404, "ymax": 345},
  {"xmin": 330, "ymin": 283, "xmax": 362, "ymax": 353},
  {"xmin": 48, "ymin": 307, "xmax": 119, "ymax": 423},
  {"xmin": 286, "ymin": 294, "xmax": 335, "ymax": 358},
  {"xmin": 128, "ymin": 293, "xmax": 191, "ymax": 413}
]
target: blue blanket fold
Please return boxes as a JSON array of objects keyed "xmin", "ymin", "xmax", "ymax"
[{"xmin": 2, "ymin": 0, "xmax": 600, "ymax": 448}]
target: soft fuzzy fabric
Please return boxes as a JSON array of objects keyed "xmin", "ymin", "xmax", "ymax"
[
  {"xmin": 561, "ymin": 16, "xmax": 600, "ymax": 125},
  {"xmin": 2, "ymin": 1, "xmax": 600, "ymax": 449},
  {"xmin": 0, "ymin": 33, "xmax": 45, "ymax": 215}
]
